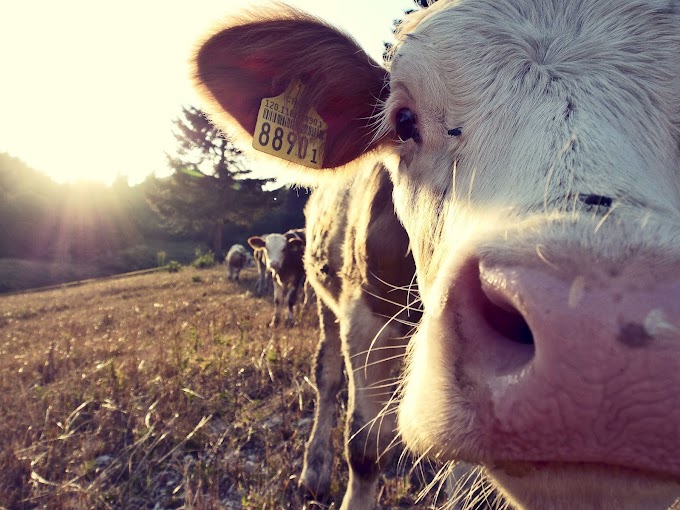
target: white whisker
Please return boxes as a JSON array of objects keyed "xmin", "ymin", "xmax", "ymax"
[
  {"xmin": 350, "ymin": 345, "xmax": 410, "ymax": 360},
  {"xmin": 594, "ymin": 201, "xmax": 619, "ymax": 233},
  {"xmin": 354, "ymin": 353, "xmax": 406, "ymax": 373}
]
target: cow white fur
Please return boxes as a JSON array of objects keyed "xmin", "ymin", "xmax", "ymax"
[
  {"xmin": 225, "ymin": 243, "xmax": 251, "ymax": 281},
  {"xmin": 194, "ymin": 1, "xmax": 680, "ymax": 509},
  {"xmin": 250, "ymin": 234, "xmax": 273, "ymax": 296}
]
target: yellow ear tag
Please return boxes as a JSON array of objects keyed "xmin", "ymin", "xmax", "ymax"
[{"xmin": 253, "ymin": 81, "xmax": 327, "ymax": 168}]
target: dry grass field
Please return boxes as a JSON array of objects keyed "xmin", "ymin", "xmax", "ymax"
[{"xmin": 0, "ymin": 266, "xmax": 443, "ymax": 509}]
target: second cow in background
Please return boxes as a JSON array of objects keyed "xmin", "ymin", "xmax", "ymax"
[{"xmin": 248, "ymin": 230, "xmax": 306, "ymax": 326}]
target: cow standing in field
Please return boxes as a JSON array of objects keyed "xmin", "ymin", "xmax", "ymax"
[
  {"xmin": 225, "ymin": 244, "xmax": 251, "ymax": 282},
  {"xmin": 248, "ymin": 230, "xmax": 306, "ymax": 327},
  {"xmin": 194, "ymin": 2, "xmax": 680, "ymax": 510},
  {"xmin": 302, "ymin": 165, "xmax": 419, "ymax": 506}
]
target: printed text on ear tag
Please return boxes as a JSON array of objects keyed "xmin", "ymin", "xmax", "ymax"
[{"xmin": 253, "ymin": 81, "xmax": 327, "ymax": 168}]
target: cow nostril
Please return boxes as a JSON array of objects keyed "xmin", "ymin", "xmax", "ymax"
[
  {"xmin": 453, "ymin": 260, "xmax": 535, "ymax": 374},
  {"xmin": 480, "ymin": 290, "xmax": 534, "ymax": 346}
]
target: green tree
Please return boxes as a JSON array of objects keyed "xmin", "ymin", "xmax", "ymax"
[{"xmin": 146, "ymin": 106, "xmax": 276, "ymax": 257}]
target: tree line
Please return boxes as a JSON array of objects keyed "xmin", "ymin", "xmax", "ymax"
[{"xmin": 0, "ymin": 106, "xmax": 309, "ymax": 292}]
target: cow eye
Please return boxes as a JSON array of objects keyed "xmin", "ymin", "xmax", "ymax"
[{"xmin": 395, "ymin": 108, "xmax": 421, "ymax": 143}]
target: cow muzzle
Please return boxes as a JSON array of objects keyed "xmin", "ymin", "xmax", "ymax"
[{"xmin": 400, "ymin": 252, "xmax": 680, "ymax": 482}]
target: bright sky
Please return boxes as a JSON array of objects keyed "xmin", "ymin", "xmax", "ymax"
[{"xmin": 0, "ymin": 0, "xmax": 415, "ymax": 185}]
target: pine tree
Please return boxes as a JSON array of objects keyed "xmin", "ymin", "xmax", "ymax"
[{"xmin": 146, "ymin": 106, "xmax": 277, "ymax": 257}]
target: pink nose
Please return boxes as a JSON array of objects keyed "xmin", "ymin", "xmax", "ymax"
[{"xmin": 449, "ymin": 258, "xmax": 680, "ymax": 476}]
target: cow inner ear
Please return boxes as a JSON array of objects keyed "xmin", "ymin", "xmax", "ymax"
[
  {"xmin": 248, "ymin": 237, "xmax": 266, "ymax": 249},
  {"xmin": 193, "ymin": 10, "xmax": 392, "ymax": 170}
]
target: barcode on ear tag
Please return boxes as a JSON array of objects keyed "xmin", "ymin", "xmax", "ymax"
[{"xmin": 253, "ymin": 81, "xmax": 326, "ymax": 169}]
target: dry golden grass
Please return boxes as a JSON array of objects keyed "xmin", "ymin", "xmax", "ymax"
[{"xmin": 0, "ymin": 266, "xmax": 441, "ymax": 510}]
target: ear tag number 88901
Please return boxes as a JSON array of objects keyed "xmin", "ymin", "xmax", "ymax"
[{"xmin": 253, "ymin": 81, "xmax": 327, "ymax": 168}]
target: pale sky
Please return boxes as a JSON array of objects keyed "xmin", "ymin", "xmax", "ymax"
[{"xmin": 0, "ymin": 0, "xmax": 415, "ymax": 185}]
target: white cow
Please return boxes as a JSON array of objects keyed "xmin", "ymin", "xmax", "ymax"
[
  {"xmin": 302, "ymin": 165, "xmax": 422, "ymax": 508},
  {"xmin": 194, "ymin": 2, "xmax": 680, "ymax": 510},
  {"xmin": 225, "ymin": 243, "xmax": 250, "ymax": 281},
  {"xmin": 248, "ymin": 230, "xmax": 305, "ymax": 327}
]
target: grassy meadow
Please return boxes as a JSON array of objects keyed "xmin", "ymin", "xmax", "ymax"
[{"xmin": 0, "ymin": 265, "xmax": 444, "ymax": 509}]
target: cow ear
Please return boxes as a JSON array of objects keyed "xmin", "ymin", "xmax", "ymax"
[
  {"xmin": 287, "ymin": 238, "xmax": 304, "ymax": 251},
  {"xmin": 193, "ymin": 7, "xmax": 392, "ymax": 170},
  {"xmin": 284, "ymin": 230, "xmax": 301, "ymax": 241},
  {"xmin": 248, "ymin": 236, "xmax": 266, "ymax": 249}
]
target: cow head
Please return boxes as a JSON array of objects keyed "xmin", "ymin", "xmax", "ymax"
[
  {"xmin": 195, "ymin": 2, "xmax": 680, "ymax": 508},
  {"xmin": 248, "ymin": 232, "xmax": 302, "ymax": 272}
]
